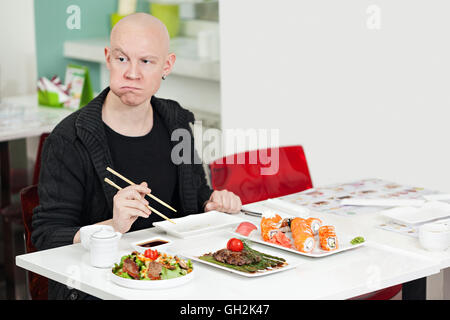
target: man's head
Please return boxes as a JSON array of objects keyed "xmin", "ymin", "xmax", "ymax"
[{"xmin": 105, "ymin": 13, "xmax": 176, "ymax": 106}]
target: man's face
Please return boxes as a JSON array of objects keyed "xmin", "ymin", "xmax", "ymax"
[{"xmin": 105, "ymin": 29, "xmax": 170, "ymax": 106}]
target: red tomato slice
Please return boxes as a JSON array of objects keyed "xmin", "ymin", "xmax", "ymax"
[
  {"xmin": 144, "ymin": 249, "xmax": 159, "ymax": 260},
  {"xmin": 227, "ymin": 238, "xmax": 244, "ymax": 252}
]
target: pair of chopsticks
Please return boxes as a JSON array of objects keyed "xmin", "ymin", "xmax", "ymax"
[
  {"xmin": 104, "ymin": 167, "xmax": 176, "ymax": 224},
  {"xmin": 240, "ymin": 208, "xmax": 262, "ymax": 217}
]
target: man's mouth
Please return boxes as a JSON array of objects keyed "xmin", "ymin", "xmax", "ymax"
[{"xmin": 121, "ymin": 86, "xmax": 141, "ymax": 90}]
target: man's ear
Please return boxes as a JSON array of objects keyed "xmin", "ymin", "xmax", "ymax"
[
  {"xmin": 162, "ymin": 52, "xmax": 176, "ymax": 77},
  {"xmin": 104, "ymin": 47, "xmax": 111, "ymax": 70}
]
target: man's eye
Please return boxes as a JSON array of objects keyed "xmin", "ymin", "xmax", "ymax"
[
  {"xmin": 118, "ymin": 57, "xmax": 127, "ymax": 62},
  {"xmin": 142, "ymin": 59, "xmax": 151, "ymax": 64}
]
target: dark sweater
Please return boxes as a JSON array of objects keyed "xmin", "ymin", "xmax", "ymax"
[
  {"xmin": 31, "ymin": 87, "xmax": 213, "ymax": 300},
  {"xmin": 103, "ymin": 110, "xmax": 181, "ymax": 230}
]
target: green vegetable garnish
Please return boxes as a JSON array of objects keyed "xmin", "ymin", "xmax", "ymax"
[
  {"xmin": 350, "ymin": 236, "xmax": 365, "ymax": 245},
  {"xmin": 119, "ymin": 272, "xmax": 133, "ymax": 279},
  {"xmin": 160, "ymin": 265, "xmax": 184, "ymax": 280}
]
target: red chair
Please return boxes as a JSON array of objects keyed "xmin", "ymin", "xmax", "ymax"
[
  {"xmin": 20, "ymin": 184, "xmax": 48, "ymax": 300},
  {"xmin": 31, "ymin": 133, "xmax": 49, "ymax": 186},
  {"xmin": 0, "ymin": 133, "xmax": 49, "ymax": 299},
  {"xmin": 209, "ymin": 145, "xmax": 402, "ymax": 300},
  {"xmin": 210, "ymin": 145, "xmax": 313, "ymax": 205}
]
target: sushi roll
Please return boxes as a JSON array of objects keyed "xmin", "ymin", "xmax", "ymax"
[
  {"xmin": 318, "ymin": 225, "xmax": 339, "ymax": 251},
  {"xmin": 290, "ymin": 218, "xmax": 315, "ymax": 253},
  {"xmin": 261, "ymin": 214, "xmax": 282, "ymax": 241},
  {"xmin": 306, "ymin": 217, "xmax": 323, "ymax": 235}
]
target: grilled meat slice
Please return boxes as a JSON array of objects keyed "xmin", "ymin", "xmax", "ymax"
[
  {"xmin": 147, "ymin": 261, "xmax": 163, "ymax": 278},
  {"xmin": 123, "ymin": 258, "xmax": 140, "ymax": 279},
  {"xmin": 179, "ymin": 259, "xmax": 188, "ymax": 270},
  {"xmin": 212, "ymin": 249, "xmax": 261, "ymax": 266}
]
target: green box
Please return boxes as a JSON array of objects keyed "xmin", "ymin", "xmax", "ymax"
[
  {"xmin": 38, "ymin": 90, "xmax": 63, "ymax": 108},
  {"xmin": 150, "ymin": 3, "xmax": 180, "ymax": 38},
  {"xmin": 110, "ymin": 13, "xmax": 129, "ymax": 29}
]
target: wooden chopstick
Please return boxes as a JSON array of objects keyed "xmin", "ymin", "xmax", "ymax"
[
  {"xmin": 104, "ymin": 177, "xmax": 176, "ymax": 224},
  {"xmin": 106, "ymin": 167, "xmax": 177, "ymax": 213}
]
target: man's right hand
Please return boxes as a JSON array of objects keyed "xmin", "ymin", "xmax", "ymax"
[{"xmin": 112, "ymin": 182, "xmax": 152, "ymax": 233}]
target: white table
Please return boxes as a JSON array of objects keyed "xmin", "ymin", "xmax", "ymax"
[
  {"xmin": 15, "ymin": 212, "xmax": 440, "ymax": 300},
  {"xmin": 0, "ymin": 94, "xmax": 73, "ymax": 142},
  {"xmin": 0, "ymin": 94, "xmax": 73, "ymax": 207},
  {"xmin": 246, "ymin": 200, "xmax": 450, "ymax": 269},
  {"xmin": 246, "ymin": 200, "xmax": 450, "ymax": 299}
]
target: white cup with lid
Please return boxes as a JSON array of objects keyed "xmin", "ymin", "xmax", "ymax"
[
  {"xmin": 418, "ymin": 222, "xmax": 450, "ymax": 251},
  {"xmin": 87, "ymin": 227, "xmax": 122, "ymax": 268}
]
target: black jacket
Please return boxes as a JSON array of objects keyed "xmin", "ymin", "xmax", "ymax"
[{"xmin": 31, "ymin": 87, "xmax": 213, "ymax": 299}]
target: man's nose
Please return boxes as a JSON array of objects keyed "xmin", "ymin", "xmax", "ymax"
[{"xmin": 124, "ymin": 62, "xmax": 141, "ymax": 80}]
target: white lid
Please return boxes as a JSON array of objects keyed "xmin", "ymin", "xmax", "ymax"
[{"xmin": 91, "ymin": 228, "xmax": 117, "ymax": 239}]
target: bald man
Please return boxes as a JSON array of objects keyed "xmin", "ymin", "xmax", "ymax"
[{"xmin": 31, "ymin": 13, "xmax": 241, "ymax": 300}]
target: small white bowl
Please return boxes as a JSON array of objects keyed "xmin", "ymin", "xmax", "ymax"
[
  {"xmin": 418, "ymin": 223, "xmax": 450, "ymax": 252},
  {"xmin": 131, "ymin": 236, "xmax": 172, "ymax": 253}
]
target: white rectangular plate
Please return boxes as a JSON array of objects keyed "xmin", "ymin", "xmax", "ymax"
[
  {"xmin": 379, "ymin": 202, "xmax": 450, "ymax": 225},
  {"xmin": 341, "ymin": 198, "xmax": 425, "ymax": 207},
  {"xmin": 178, "ymin": 234, "xmax": 301, "ymax": 277},
  {"xmin": 152, "ymin": 211, "xmax": 246, "ymax": 238},
  {"xmin": 229, "ymin": 221, "xmax": 365, "ymax": 258}
]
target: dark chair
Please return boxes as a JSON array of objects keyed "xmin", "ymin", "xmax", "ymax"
[
  {"xmin": 0, "ymin": 133, "xmax": 49, "ymax": 299},
  {"xmin": 209, "ymin": 145, "xmax": 402, "ymax": 300},
  {"xmin": 20, "ymin": 184, "xmax": 47, "ymax": 300}
]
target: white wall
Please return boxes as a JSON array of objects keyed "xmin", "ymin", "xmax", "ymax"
[
  {"xmin": 219, "ymin": 0, "xmax": 450, "ymax": 193},
  {"xmin": 0, "ymin": 0, "xmax": 37, "ymax": 98},
  {"xmin": 0, "ymin": 0, "xmax": 38, "ymax": 173}
]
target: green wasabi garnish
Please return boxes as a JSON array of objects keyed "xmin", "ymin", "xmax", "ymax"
[{"xmin": 350, "ymin": 236, "xmax": 365, "ymax": 245}]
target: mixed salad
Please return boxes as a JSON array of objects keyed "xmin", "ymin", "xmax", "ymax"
[{"xmin": 112, "ymin": 249, "xmax": 193, "ymax": 280}]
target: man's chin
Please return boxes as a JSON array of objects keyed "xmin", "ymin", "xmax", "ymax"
[
  {"xmin": 120, "ymin": 96, "xmax": 144, "ymax": 106},
  {"xmin": 112, "ymin": 90, "xmax": 147, "ymax": 106}
]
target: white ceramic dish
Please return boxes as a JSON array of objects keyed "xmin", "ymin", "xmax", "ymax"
[
  {"xmin": 380, "ymin": 201, "xmax": 450, "ymax": 225},
  {"xmin": 263, "ymin": 198, "xmax": 311, "ymax": 217},
  {"xmin": 341, "ymin": 198, "xmax": 425, "ymax": 207},
  {"xmin": 418, "ymin": 223, "xmax": 450, "ymax": 251},
  {"xmin": 110, "ymin": 267, "xmax": 195, "ymax": 290},
  {"xmin": 230, "ymin": 221, "xmax": 365, "ymax": 258},
  {"xmin": 152, "ymin": 211, "xmax": 246, "ymax": 238},
  {"xmin": 131, "ymin": 236, "xmax": 172, "ymax": 253},
  {"xmin": 178, "ymin": 234, "xmax": 301, "ymax": 277}
]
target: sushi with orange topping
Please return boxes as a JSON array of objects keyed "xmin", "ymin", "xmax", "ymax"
[
  {"xmin": 318, "ymin": 225, "xmax": 338, "ymax": 251},
  {"xmin": 290, "ymin": 218, "xmax": 315, "ymax": 253}
]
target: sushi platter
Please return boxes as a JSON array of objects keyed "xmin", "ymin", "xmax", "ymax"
[{"xmin": 230, "ymin": 214, "xmax": 366, "ymax": 258}]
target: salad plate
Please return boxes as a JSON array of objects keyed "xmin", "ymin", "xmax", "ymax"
[{"xmin": 110, "ymin": 250, "xmax": 194, "ymax": 290}]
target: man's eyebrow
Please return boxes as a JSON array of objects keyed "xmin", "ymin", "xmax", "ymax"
[
  {"xmin": 112, "ymin": 48, "xmax": 159, "ymax": 60},
  {"xmin": 112, "ymin": 48, "xmax": 128, "ymax": 56},
  {"xmin": 141, "ymin": 54, "xmax": 159, "ymax": 60}
]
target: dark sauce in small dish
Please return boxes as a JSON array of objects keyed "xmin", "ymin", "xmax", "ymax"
[{"xmin": 137, "ymin": 239, "xmax": 169, "ymax": 248}]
